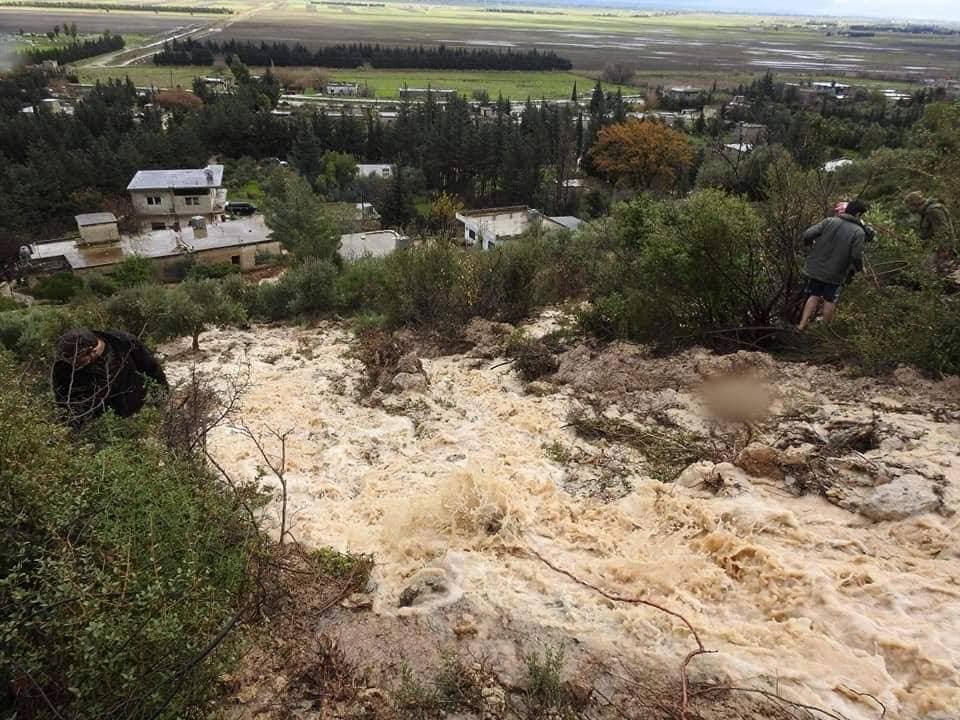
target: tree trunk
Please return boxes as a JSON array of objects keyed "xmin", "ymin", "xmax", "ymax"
[{"xmin": 192, "ymin": 330, "xmax": 200, "ymax": 351}]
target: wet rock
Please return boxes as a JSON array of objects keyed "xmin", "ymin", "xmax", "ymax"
[
  {"xmin": 464, "ymin": 318, "xmax": 515, "ymax": 358},
  {"xmin": 525, "ymin": 380, "xmax": 558, "ymax": 396},
  {"xmin": 880, "ymin": 436, "xmax": 905, "ymax": 452},
  {"xmin": 676, "ymin": 461, "xmax": 719, "ymax": 489},
  {"xmin": 860, "ymin": 474, "xmax": 940, "ymax": 521},
  {"xmin": 736, "ymin": 443, "xmax": 787, "ymax": 481},
  {"xmin": 392, "ymin": 371, "xmax": 429, "ymax": 393},
  {"xmin": 396, "ymin": 352, "xmax": 424, "ymax": 375},
  {"xmin": 397, "ymin": 567, "xmax": 458, "ymax": 609},
  {"xmin": 340, "ymin": 593, "xmax": 373, "ymax": 611}
]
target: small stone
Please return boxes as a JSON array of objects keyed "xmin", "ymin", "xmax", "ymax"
[
  {"xmin": 525, "ymin": 380, "xmax": 557, "ymax": 396},
  {"xmin": 676, "ymin": 461, "xmax": 718, "ymax": 489},
  {"xmin": 880, "ymin": 436, "xmax": 905, "ymax": 452},
  {"xmin": 340, "ymin": 593, "xmax": 373, "ymax": 611},
  {"xmin": 561, "ymin": 679, "xmax": 593, "ymax": 707},
  {"xmin": 735, "ymin": 443, "xmax": 786, "ymax": 480},
  {"xmin": 392, "ymin": 372, "xmax": 429, "ymax": 393},
  {"xmin": 396, "ymin": 352, "xmax": 423, "ymax": 375},
  {"xmin": 454, "ymin": 613, "xmax": 478, "ymax": 638}
]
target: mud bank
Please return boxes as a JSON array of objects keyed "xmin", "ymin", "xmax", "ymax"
[{"xmin": 163, "ymin": 321, "xmax": 960, "ymax": 720}]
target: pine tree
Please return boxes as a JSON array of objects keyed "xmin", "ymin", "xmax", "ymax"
[
  {"xmin": 571, "ymin": 81, "xmax": 578, "ymax": 103},
  {"xmin": 380, "ymin": 167, "xmax": 416, "ymax": 228}
]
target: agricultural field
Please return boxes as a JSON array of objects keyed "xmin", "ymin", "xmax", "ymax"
[
  {"xmin": 218, "ymin": 2, "xmax": 960, "ymax": 77},
  {"xmin": 6, "ymin": 0, "xmax": 960, "ymax": 86}
]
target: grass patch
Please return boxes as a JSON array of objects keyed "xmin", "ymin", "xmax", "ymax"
[
  {"xmin": 309, "ymin": 546, "xmax": 374, "ymax": 586},
  {"xmin": 567, "ymin": 408, "xmax": 711, "ymax": 481}
]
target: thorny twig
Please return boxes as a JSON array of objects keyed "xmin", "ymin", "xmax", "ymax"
[{"xmin": 525, "ymin": 544, "xmax": 715, "ymax": 720}]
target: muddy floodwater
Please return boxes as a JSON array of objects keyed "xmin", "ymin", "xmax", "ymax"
[{"xmin": 163, "ymin": 320, "xmax": 960, "ymax": 720}]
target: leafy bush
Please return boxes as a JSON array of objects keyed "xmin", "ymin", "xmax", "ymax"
[
  {"xmin": 335, "ymin": 255, "xmax": 391, "ymax": 313},
  {"xmin": 30, "ymin": 272, "xmax": 84, "ymax": 303},
  {"xmin": 84, "ymin": 273, "xmax": 118, "ymax": 297},
  {"xmin": 0, "ymin": 304, "xmax": 101, "ymax": 360},
  {"xmin": 830, "ymin": 285, "xmax": 960, "ymax": 376},
  {"xmin": 379, "ymin": 242, "xmax": 474, "ymax": 329},
  {"xmin": 0, "ymin": 357, "xmax": 257, "ymax": 718},
  {"xmin": 111, "ymin": 255, "xmax": 159, "ymax": 288}
]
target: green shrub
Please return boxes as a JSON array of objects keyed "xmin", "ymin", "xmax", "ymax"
[
  {"xmin": 0, "ymin": 357, "xmax": 257, "ymax": 718},
  {"xmin": 0, "ymin": 296, "xmax": 18, "ymax": 312},
  {"xmin": 84, "ymin": 272, "xmax": 118, "ymax": 297},
  {"xmin": 830, "ymin": 285, "xmax": 960, "ymax": 376},
  {"xmin": 474, "ymin": 238, "xmax": 547, "ymax": 323},
  {"xmin": 110, "ymin": 255, "xmax": 159, "ymax": 288},
  {"xmin": 31, "ymin": 272, "xmax": 84, "ymax": 303},
  {"xmin": 0, "ymin": 304, "xmax": 102, "ymax": 360},
  {"xmin": 380, "ymin": 242, "xmax": 474, "ymax": 329},
  {"xmin": 335, "ymin": 255, "xmax": 391, "ymax": 313}
]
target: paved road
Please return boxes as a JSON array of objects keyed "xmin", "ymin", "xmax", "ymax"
[{"xmin": 82, "ymin": 0, "xmax": 281, "ymax": 69}]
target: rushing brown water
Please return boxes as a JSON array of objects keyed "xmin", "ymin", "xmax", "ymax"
[{"xmin": 164, "ymin": 321, "xmax": 960, "ymax": 720}]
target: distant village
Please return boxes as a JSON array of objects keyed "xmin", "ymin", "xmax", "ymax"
[{"xmin": 11, "ymin": 60, "xmax": 960, "ymax": 287}]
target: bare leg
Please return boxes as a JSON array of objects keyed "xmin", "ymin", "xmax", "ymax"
[
  {"xmin": 821, "ymin": 301, "xmax": 837, "ymax": 323},
  {"xmin": 798, "ymin": 295, "xmax": 821, "ymax": 331}
]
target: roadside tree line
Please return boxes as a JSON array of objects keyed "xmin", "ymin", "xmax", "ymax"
[{"xmin": 153, "ymin": 39, "xmax": 573, "ymax": 71}]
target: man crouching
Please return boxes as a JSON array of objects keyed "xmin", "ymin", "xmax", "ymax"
[{"xmin": 52, "ymin": 328, "xmax": 168, "ymax": 425}]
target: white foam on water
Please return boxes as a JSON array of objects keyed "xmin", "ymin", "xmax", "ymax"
[{"xmin": 163, "ymin": 323, "xmax": 960, "ymax": 720}]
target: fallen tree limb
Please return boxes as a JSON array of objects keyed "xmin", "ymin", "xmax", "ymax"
[{"xmin": 525, "ymin": 544, "xmax": 715, "ymax": 719}]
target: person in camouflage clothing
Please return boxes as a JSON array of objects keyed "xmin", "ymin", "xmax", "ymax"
[{"xmin": 905, "ymin": 191, "xmax": 956, "ymax": 268}]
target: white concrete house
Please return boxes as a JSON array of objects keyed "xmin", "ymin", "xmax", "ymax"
[
  {"xmin": 28, "ymin": 216, "xmax": 279, "ymax": 276},
  {"xmin": 455, "ymin": 206, "xmax": 581, "ymax": 250},
  {"xmin": 338, "ymin": 229, "xmax": 409, "ymax": 260},
  {"xmin": 75, "ymin": 213, "xmax": 120, "ymax": 245},
  {"xmin": 126, "ymin": 164, "xmax": 227, "ymax": 231},
  {"xmin": 357, "ymin": 163, "xmax": 394, "ymax": 179}
]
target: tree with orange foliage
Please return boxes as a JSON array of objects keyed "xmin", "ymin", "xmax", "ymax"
[{"xmin": 591, "ymin": 118, "xmax": 694, "ymax": 191}]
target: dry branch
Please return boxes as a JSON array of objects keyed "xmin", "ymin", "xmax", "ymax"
[{"xmin": 525, "ymin": 544, "xmax": 715, "ymax": 719}]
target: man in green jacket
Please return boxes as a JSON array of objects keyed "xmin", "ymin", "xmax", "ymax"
[{"xmin": 798, "ymin": 199, "xmax": 868, "ymax": 331}]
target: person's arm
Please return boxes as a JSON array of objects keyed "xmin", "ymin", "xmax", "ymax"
[
  {"xmin": 849, "ymin": 230, "xmax": 865, "ymax": 275},
  {"xmin": 802, "ymin": 220, "xmax": 826, "ymax": 247},
  {"xmin": 130, "ymin": 337, "xmax": 168, "ymax": 388}
]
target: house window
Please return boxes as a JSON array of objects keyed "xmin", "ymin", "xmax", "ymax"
[
  {"xmin": 230, "ymin": 255, "xmax": 241, "ymax": 265},
  {"xmin": 146, "ymin": 196, "xmax": 162, "ymax": 206},
  {"xmin": 468, "ymin": 229, "xmax": 476, "ymax": 240},
  {"xmin": 382, "ymin": 168, "xmax": 391, "ymax": 177},
  {"xmin": 185, "ymin": 196, "xmax": 199, "ymax": 206},
  {"xmin": 151, "ymin": 222, "xmax": 166, "ymax": 231}
]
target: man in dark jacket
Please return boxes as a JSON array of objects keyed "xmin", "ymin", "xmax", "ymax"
[
  {"xmin": 797, "ymin": 199, "xmax": 868, "ymax": 331},
  {"xmin": 51, "ymin": 328, "xmax": 168, "ymax": 425}
]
